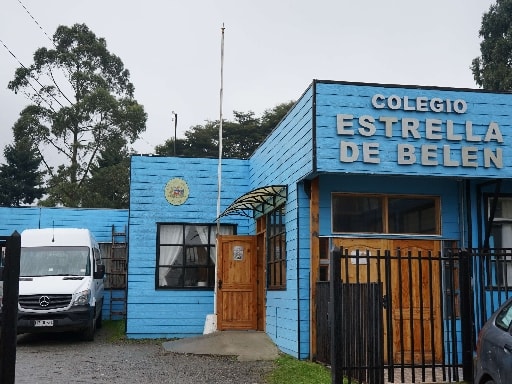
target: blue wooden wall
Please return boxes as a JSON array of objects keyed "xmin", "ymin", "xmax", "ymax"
[
  {"xmin": 0, "ymin": 207, "xmax": 127, "ymax": 243},
  {"xmin": 126, "ymin": 155, "xmax": 250, "ymax": 338},
  {"xmin": 318, "ymin": 174, "xmax": 461, "ymax": 241},
  {"xmin": 250, "ymin": 86, "xmax": 314, "ymax": 359},
  {"xmin": 315, "ymin": 81, "xmax": 512, "ymax": 179}
]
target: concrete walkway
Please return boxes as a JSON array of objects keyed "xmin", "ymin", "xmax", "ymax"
[{"xmin": 162, "ymin": 331, "xmax": 280, "ymax": 361}]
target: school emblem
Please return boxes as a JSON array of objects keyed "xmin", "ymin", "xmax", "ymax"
[{"xmin": 164, "ymin": 178, "xmax": 189, "ymax": 206}]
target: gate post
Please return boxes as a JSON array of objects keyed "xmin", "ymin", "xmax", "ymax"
[
  {"xmin": 330, "ymin": 247, "xmax": 342, "ymax": 384},
  {"xmin": 459, "ymin": 249, "xmax": 474, "ymax": 383},
  {"xmin": 0, "ymin": 231, "xmax": 21, "ymax": 384}
]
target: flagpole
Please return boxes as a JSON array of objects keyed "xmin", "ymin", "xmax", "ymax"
[
  {"xmin": 216, "ymin": 23, "xmax": 225, "ymax": 233},
  {"xmin": 210, "ymin": 23, "xmax": 225, "ymax": 330}
]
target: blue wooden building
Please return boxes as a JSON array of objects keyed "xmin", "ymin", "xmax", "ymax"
[
  {"xmin": 124, "ymin": 80, "xmax": 512, "ymax": 365},
  {"xmin": 2, "ymin": 80, "xmax": 512, "ymax": 372}
]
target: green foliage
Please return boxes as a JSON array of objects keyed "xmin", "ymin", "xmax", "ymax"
[
  {"xmin": 155, "ymin": 101, "xmax": 295, "ymax": 159},
  {"xmin": 81, "ymin": 136, "xmax": 131, "ymax": 208},
  {"xmin": 154, "ymin": 138, "xmax": 187, "ymax": 157},
  {"xmin": 103, "ymin": 320, "xmax": 126, "ymax": 343},
  {"xmin": 266, "ymin": 355, "xmax": 331, "ymax": 384},
  {"xmin": 8, "ymin": 23, "xmax": 147, "ymax": 207},
  {"xmin": 472, "ymin": 0, "xmax": 512, "ymax": 90},
  {"xmin": 0, "ymin": 118, "xmax": 45, "ymax": 207}
]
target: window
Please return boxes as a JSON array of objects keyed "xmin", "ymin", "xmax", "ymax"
[
  {"xmin": 488, "ymin": 197, "xmax": 512, "ymax": 287},
  {"xmin": 496, "ymin": 300, "xmax": 512, "ymax": 331},
  {"xmin": 319, "ymin": 237, "xmax": 330, "ymax": 282},
  {"xmin": 267, "ymin": 205, "xmax": 286, "ymax": 290},
  {"xmin": 20, "ymin": 247, "xmax": 90, "ymax": 277},
  {"xmin": 332, "ymin": 194, "xmax": 439, "ymax": 235},
  {"xmin": 156, "ymin": 223, "xmax": 235, "ymax": 289}
]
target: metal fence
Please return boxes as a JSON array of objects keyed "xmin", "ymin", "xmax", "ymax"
[{"xmin": 318, "ymin": 247, "xmax": 473, "ymax": 384}]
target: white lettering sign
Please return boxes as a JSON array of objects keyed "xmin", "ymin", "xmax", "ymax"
[{"xmin": 336, "ymin": 94, "xmax": 504, "ymax": 169}]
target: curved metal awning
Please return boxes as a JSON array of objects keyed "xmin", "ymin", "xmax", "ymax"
[{"xmin": 217, "ymin": 185, "xmax": 287, "ymax": 219}]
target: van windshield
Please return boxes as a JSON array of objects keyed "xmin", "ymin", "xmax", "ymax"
[{"xmin": 20, "ymin": 246, "xmax": 91, "ymax": 277}]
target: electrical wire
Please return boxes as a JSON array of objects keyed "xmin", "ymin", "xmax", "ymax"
[
  {"xmin": 16, "ymin": 0, "xmax": 74, "ymax": 104},
  {"xmin": 0, "ymin": 37, "xmax": 59, "ymax": 112},
  {"xmin": 16, "ymin": 0, "xmax": 53, "ymax": 46}
]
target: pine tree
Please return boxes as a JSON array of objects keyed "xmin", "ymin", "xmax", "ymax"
[{"xmin": 0, "ymin": 134, "xmax": 45, "ymax": 207}]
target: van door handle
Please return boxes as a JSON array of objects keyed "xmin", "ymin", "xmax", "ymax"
[
  {"xmin": 504, "ymin": 344, "xmax": 512, "ymax": 353},
  {"xmin": 217, "ymin": 279, "xmax": 223, "ymax": 290}
]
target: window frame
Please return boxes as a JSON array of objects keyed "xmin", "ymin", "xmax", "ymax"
[
  {"xmin": 331, "ymin": 193, "xmax": 441, "ymax": 235},
  {"xmin": 155, "ymin": 223, "xmax": 236, "ymax": 290},
  {"xmin": 267, "ymin": 205, "xmax": 286, "ymax": 290}
]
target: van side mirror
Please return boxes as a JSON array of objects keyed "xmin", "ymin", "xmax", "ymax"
[{"xmin": 94, "ymin": 264, "xmax": 105, "ymax": 279}]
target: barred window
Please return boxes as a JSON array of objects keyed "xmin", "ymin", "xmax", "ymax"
[
  {"xmin": 156, "ymin": 223, "xmax": 235, "ymax": 289},
  {"xmin": 267, "ymin": 206, "xmax": 286, "ymax": 290}
]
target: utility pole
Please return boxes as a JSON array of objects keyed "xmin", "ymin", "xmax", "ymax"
[{"xmin": 172, "ymin": 111, "xmax": 177, "ymax": 156}]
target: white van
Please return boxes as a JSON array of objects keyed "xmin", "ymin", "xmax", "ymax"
[{"xmin": 17, "ymin": 228, "xmax": 105, "ymax": 340}]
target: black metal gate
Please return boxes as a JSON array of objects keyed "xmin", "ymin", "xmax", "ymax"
[{"xmin": 317, "ymin": 247, "xmax": 471, "ymax": 384}]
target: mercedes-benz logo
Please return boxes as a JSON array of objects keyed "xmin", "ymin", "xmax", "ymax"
[{"xmin": 39, "ymin": 296, "xmax": 50, "ymax": 307}]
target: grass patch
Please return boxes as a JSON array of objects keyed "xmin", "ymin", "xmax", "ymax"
[
  {"xmin": 266, "ymin": 354, "xmax": 331, "ymax": 384},
  {"xmin": 100, "ymin": 319, "xmax": 168, "ymax": 344},
  {"xmin": 102, "ymin": 319, "xmax": 126, "ymax": 342}
]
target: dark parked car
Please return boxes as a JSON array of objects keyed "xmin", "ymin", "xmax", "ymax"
[{"xmin": 475, "ymin": 297, "xmax": 512, "ymax": 384}]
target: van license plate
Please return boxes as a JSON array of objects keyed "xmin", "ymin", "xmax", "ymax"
[{"xmin": 34, "ymin": 320, "xmax": 53, "ymax": 327}]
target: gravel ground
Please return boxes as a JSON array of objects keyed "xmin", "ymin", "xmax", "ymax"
[{"xmin": 14, "ymin": 327, "xmax": 275, "ymax": 384}]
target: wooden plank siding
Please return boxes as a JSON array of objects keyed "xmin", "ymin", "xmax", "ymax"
[
  {"xmin": 317, "ymin": 174, "xmax": 462, "ymax": 241},
  {"xmin": 314, "ymin": 81, "xmax": 512, "ymax": 179},
  {"xmin": 0, "ymin": 207, "xmax": 128, "ymax": 243},
  {"xmin": 309, "ymin": 177, "xmax": 320, "ymax": 360},
  {"xmin": 249, "ymin": 86, "xmax": 315, "ymax": 359},
  {"xmin": 126, "ymin": 156, "xmax": 250, "ymax": 339}
]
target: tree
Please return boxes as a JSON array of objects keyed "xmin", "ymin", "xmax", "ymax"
[
  {"xmin": 154, "ymin": 137, "xmax": 187, "ymax": 157},
  {"xmin": 0, "ymin": 120, "xmax": 45, "ymax": 206},
  {"xmin": 472, "ymin": 0, "xmax": 512, "ymax": 90},
  {"xmin": 80, "ymin": 136, "xmax": 131, "ymax": 209},
  {"xmin": 8, "ymin": 23, "xmax": 147, "ymax": 207},
  {"xmin": 260, "ymin": 101, "xmax": 294, "ymax": 132},
  {"xmin": 156, "ymin": 101, "xmax": 294, "ymax": 159}
]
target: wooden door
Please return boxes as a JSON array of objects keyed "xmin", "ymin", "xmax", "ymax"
[
  {"xmin": 333, "ymin": 238, "xmax": 388, "ymax": 283},
  {"xmin": 390, "ymin": 240, "xmax": 442, "ymax": 364},
  {"xmin": 332, "ymin": 238, "xmax": 442, "ymax": 364},
  {"xmin": 217, "ymin": 235, "xmax": 258, "ymax": 330}
]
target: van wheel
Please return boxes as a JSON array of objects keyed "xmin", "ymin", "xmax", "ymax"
[
  {"xmin": 82, "ymin": 318, "xmax": 96, "ymax": 341},
  {"xmin": 96, "ymin": 309, "xmax": 103, "ymax": 329}
]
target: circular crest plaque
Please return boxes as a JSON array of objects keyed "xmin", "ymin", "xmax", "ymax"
[{"xmin": 164, "ymin": 178, "xmax": 189, "ymax": 205}]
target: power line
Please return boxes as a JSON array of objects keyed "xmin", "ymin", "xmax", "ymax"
[
  {"xmin": 17, "ymin": 0, "xmax": 54, "ymax": 46},
  {"xmin": 16, "ymin": 0, "xmax": 74, "ymax": 104},
  {"xmin": 0, "ymin": 37, "xmax": 60, "ymax": 112}
]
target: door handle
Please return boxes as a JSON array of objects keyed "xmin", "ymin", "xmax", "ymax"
[
  {"xmin": 504, "ymin": 344, "xmax": 512, "ymax": 353},
  {"xmin": 217, "ymin": 279, "xmax": 223, "ymax": 290}
]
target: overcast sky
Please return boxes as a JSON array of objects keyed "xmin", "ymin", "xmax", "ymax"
[{"xmin": 0, "ymin": 0, "xmax": 495, "ymax": 159}]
